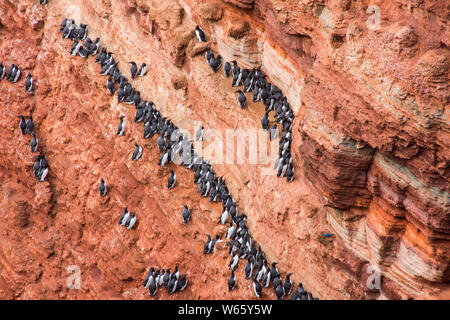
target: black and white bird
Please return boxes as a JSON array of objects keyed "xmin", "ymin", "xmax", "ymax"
[
  {"xmin": 143, "ymin": 268, "xmax": 154, "ymax": 288},
  {"xmin": 77, "ymin": 24, "xmax": 88, "ymax": 41},
  {"xmin": 275, "ymin": 284, "xmax": 284, "ymax": 300},
  {"xmin": 270, "ymin": 262, "xmax": 279, "ymax": 280},
  {"xmin": 224, "ymin": 61, "xmax": 231, "ymax": 78},
  {"xmin": 163, "ymin": 269, "xmax": 171, "ymax": 288},
  {"xmin": 138, "ymin": 63, "xmax": 148, "ymax": 77},
  {"xmin": 228, "ymin": 271, "xmax": 236, "ymax": 291},
  {"xmin": 203, "ymin": 234, "xmax": 212, "ymax": 254},
  {"xmin": 119, "ymin": 207, "xmax": 130, "ymax": 226},
  {"xmin": 107, "ymin": 76, "xmax": 115, "ymax": 95},
  {"xmin": 33, "ymin": 156, "xmax": 42, "ymax": 177},
  {"xmin": 168, "ymin": 169, "xmax": 176, "ymax": 189},
  {"xmin": 78, "ymin": 46, "xmax": 90, "ymax": 58},
  {"xmin": 195, "ymin": 126, "xmax": 204, "ymax": 141},
  {"xmin": 219, "ymin": 208, "xmax": 229, "ymax": 225},
  {"xmin": 226, "ymin": 222, "xmax": 236, "ymax": 239},
  {"xmin": 18, "ymin": 115, "xmax": 27, "ymax": 134},
  {"xmin": 30, "ymin": 133, "xmax": 38, "ymax": 153},
  {"xmin": 0, "ymin": 63, "xmax": 5, "ymax": 80},
  {"xmin": 26, "ymin": 115, "xmax": 34, "ymax": 134},
  {"xmin": 117, "ymin": 115, "xmax": 126, "ymax": 136},
  {"xmin": 195, "ymin": 26, "xmax": 206, "ymax": 42},
  {"xmin": 168, "ymin": 276, "xmax": 178, "ymax": 294},
  {"xmin": 99, "ymin": 178, "xmax": 107, "ymax": 196},
  {"xmin": 208, "ymin": 55, "xmax": 222, "ymax": 73},
  {"xmin": 253, "ymin": 279, "xmax": 262, "ymax": 298},
  {"xmin": 25, "ymin": 73, "xmax": 33, "ymax": 92},
  {"xmin": 269, "ymin": 125, "xmax": 278, "ymax": 141},
  {"xmin": 177, "ymin": 275, "xmax": 188, "ymax": 292},
  {"xmin": 157, "ymin": 135, "xmax": 166, "ymax": 152},
  {"xmin": 244, "ymin": 256, "xmax": 255, "ymax": 279},
  {"xmin": 261, "ymin": 112, "xmax": 269, "ymax": 130},
  {"xmin": 71, "ymin": 40, "xmax": 82, "ymax": 56},
  {"xmin": 125, "ymin": 212, "xmax": 137, "ymax": 229},
  {"xmin": 171, "ymin": 266, "xmax": 180, "ymax": 281},
  {"xmin": 38, "ymin": 156, "xmax": 48, "ymax": 182},
  {"xmin": 129, "ymin": 61, "xmax": 138, "ymax": 79},
  {"xmin": 181, "ymin": 204, "xmax": 190, "ymax": 224},
  {"xmin": 231, "ymin": 61, "xmax": 240, "ymax": 78},
  {"xmin": 149, "ymin": 275, "xmax": 158, "ymax": 296},
  {"xmin": 283, "ymin": 273, "xmax": 293, "ymax": 296},
  {"xmin": 131, "ymin": 142, "xmax": 143, "ymax": 161},
  {"xmin": 236, "ymin": 90, "xmax": 246, "ymax": 108},
  {"xmin": 229, "ymin": 253, "xmax": 239, "ymax": 271},
  {"xmin": 9, "ymin": 64, "xmax": 21, "ymax": 83}
]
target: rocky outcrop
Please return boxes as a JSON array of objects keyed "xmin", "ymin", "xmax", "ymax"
[{"xmin": 0, "ymin": 0, "xmax": 448, "ymax": 299}]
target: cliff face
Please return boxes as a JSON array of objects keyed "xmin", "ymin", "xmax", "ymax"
[{"xmin": 0, "ymin": 0, "xmax": 448, "ymax": 300}]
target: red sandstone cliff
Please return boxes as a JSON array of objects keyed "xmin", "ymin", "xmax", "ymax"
[{"xmin": 0, "ymin": 0, "xmax": 448, "ymax": 299}]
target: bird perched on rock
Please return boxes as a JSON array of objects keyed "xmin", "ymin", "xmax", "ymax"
[
  {"xmin": 107, "ymin": 76, "xmax": 115, "ymax": 95},
  {"xmin": 165, "ymin": 169, "xmax": 176, "ymax": 189},
  {"xmin": 195, "ymin": 126, "xmax": 204, "ymax": 142},
  {"xmin": 7, "ymin": 64, "xmax": 21, "ymax": 83},
  {"xmin": 38, "ymin": 155, "xmax": 48, "ymax": 182},
  {"xmin": 253, "ymin": 279, "xmax": 262, "ymax": 298},
  {"xmin": 228, "ymin": 271, "xmax": 236, "ymax": 291},
  {"xmin": 25, "ymin": 73, "xmax": 34, "ymax": 92},
  {"xmin": 0, "ymin": 63, "xmax": 5, "ymax": 81},
  {"xmin": 117, "ymin": 116, "xmax": 126, "ymax": 136},
  {"xmin": 235, "ymin": 90, "xmax": 246, "ymax": 108},
  {"xmin": 119, "ymin": 207, "xmax": 130, "ymax": 226},
  {"xmin": 224, "ymin": 61, "xmax": 231, "ymax": 78},
  {"xmin": 129, "ymin": 61, "xmax": 138, "ymax": 79},
  {"xmin": 195, "ymin": 26, "xmax": 206, "ymax": 42},
  {"xmin": 125, "ymin": 212, "xmax": 137, "ymax": 229},
  {"xmin": 26, "ymin": 115, "xmax": 34, "ymax": 134},
  {"xmin": 99, "ymin": 178, "xmax": 107, "ymax": 196},
  {"xmin": 261, "ymin": 112, "xmax": 269, "ymax": 130},
  {"xmin": 208, "ymin": 55, "xmax": 222, "ymax": 73},
  {"xmin": 18, "ymin": 115, "xmax": 27, "ymax": 134},
  {"xmin": 138, "ymin": 63, "xmax": 148, "ymax": 77},
  {"xmin": 283, "ymin": 273, "xmax": 293, "ymax": 296},
  {"xmin": 30, "ymin": 133, "xmax": 38, "ymax": 153},
  {"xmin": 181, "ymin": 204, "xmax": 190, "ymax": 224},
  {"xmin": 131, "ymin": 142, "xmax": 143, "ymax": 161}
]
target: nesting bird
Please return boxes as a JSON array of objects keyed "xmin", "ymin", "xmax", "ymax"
[
  {"xmin": 181, "ymin": 204, "xmax": 190, "ymax": 224},
  {"xmin": 18, "ymin": 115, "xmax": 27, "ymax": 134},
  {"xmin": 117, "ymin": 116, "xmax": 126, "ymax": 136},
  {"xmin": 25, "ymin": 73, "xmax": 34, "ymax": 92},
  {"xmin": 195, "ymin": 26, "xmax": 206, "ymax": 42},
  {"xmin": 99, "ymin": 178, "xmax": 107, "ymax": 196},
  {"xmin": 168, "ymin": 169, "xmax": 176, "ymax": 189},
  {"xmin": 0, "ymin": 63, "xmax": 5, "ymax": 81},
  {"xmin": 129, "ymin": 61, "xmax": 138, "ymax": 79},
  {"xmin": 131, "ymin": 142, "xmax": 143, "ymax": 161},
  {"xmin": 124, "ymin": 212, "xmax": 137, "ymax": 229},
  {"xmin": 119, "ymin": 207, "xmax": 130, "ymax": 226},
  {"xmin": 235, "ymin": 90, "xmax": 246, "ymax": 109},
  {"xmin": 30, "ymin": 133, "xmax": 38, "ymax": 153}
]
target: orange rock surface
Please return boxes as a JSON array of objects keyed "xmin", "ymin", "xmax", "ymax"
[{"xmin": 0, "ymin": 0, "xmax": 448, "ymax": 299}]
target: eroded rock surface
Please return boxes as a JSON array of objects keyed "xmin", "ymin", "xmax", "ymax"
[{"xmin": 0, "ymin": 0, "xmax": 448, "ymax": 299}]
